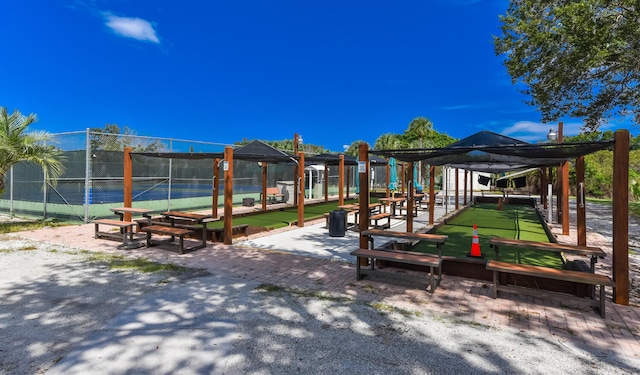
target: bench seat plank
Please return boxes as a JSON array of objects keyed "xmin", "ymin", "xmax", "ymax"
[
  {"xmin": 351, "ymin": 248, "xmax": 442, "ymax": 292},
  {"xmin": 486, "ymin": 260, "xmax": 614, "ymax": 318},
  {"xmin": 489, "ymin": 237, "xmax": 605, "ymax": 257},
  {"xmin": 93, "ymin": 219, "xmax": 137, "ymax": 244},
  {"xmin": 141, "ymin": 225, "xmax": 194, "ymax": 254},
  {"xmin": 368, "ymin": 212, "xmax": 391, "ymax": 229}
]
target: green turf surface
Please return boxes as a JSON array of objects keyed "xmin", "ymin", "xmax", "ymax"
[
  {"xmin": 206, "ymin": 199, "xmax": 360, "ymax": 230},
  {"xmin": 411, "ymin": 203, "xmax": 563, "ymax": 268}
]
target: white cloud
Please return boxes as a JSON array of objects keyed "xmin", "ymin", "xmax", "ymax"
[
  {"xmin": 104, "ymin": 13, "xmax": 160, "ymax": 43},
  {"xmin": 502, "ymin": 121, "xmax": 583, "ymax": 142}
]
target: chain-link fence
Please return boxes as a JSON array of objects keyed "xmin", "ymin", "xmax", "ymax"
[{"xmin": 0, "ymin": 130, "xmax": 377, "ymax": 222}]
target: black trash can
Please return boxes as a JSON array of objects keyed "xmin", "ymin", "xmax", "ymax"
[{"xmin": 328, "ymin": 210, "xmax": 346, "ymax": 237}]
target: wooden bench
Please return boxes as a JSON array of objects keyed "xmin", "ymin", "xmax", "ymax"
[
  {"xmin": 369, "ymin": 212, "xmax": 392, "ymax": 229},
  {"xmin": 486, "ymin": 260, "xmax": 615, "ymax": 318},
  {"xmin": 350, "ymin": 248, "xmax": 442, "ymax": 292},
  {"xmin": 93, "ymin": 219, "xmax": 138, "ymax": 248},
  {"xmin": 489, "ymin": 237, "xmax": 605, "ymax": 272},
  {"xmin": 260, "ymin": 187, "xmax": 285, "ymax": 204},
  {"xmin": 141, "ymin": 225, "xmax": 194, "ymax": 254}
]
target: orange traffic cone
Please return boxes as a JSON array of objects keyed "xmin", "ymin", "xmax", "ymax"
[{"xmin": 467, "ymin": 224, "xmax": 484, "ymax": 258}]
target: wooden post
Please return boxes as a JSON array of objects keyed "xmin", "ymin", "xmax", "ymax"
[
  {"xmin": 548, "ymin": 167, "xmax": 553, "ymax": 215},
  {"xmin": 293, "ymin": 133, "xmax": 299, "ymax": 205},
  {"xmin": 212, "ymin": 158, "xmax": 220, "ymax": 218},
  {"xmin": 297, "ymin": 152, "xmax": 305, "ymax": 227},
  {"xmin": 557, "ymin": 123, "xmax": 563, "ymax": 224},
  {"xmin": 346, "ymin": 166, "xmax": 350, "ymax": 199},
  {"xmin": 463, "ymin": 170, "xmax": 468, "ymax": 205},
  {"xmin": 223, "ymin": 147, "xmax": 233, "ymax": 245},
  {"xmin": 469, "ymin": 171, "xmax": 474, "ymax": 203},
  {"xmin": 123, "ymin": 147, "xmax": 132, "ymax": 222},
  {"xmin": 455, "ymin": 168, "xmax": 459, "ymax": 210},
  {"xmin": 386, "ymin": 162, "xmax": 390, "ymax": 198},
  {"xmin": 561, "ymin": 160, "xmax": 570, "ymax": 235},
  {"xmin": 261, "ymin": 162, "xmax": 267, "ymax": 211},
  {"xmin": 613, "ymin": 129, "xmax": 630, "ymax": 305},
  {"xmin": 541, "ymin": 167, "xmax": 547, "ymax": 209},
  {"xmin": 401, "ymin": 163, "xmax": 405, "ymax": 197},
  {"xmin": 324, "ymin": 163, "xmax": 329, "ymax": 202},
  {"xmin": 338, "ymin": 155, "xmax": 344, "ymax": 206},
  {"xmin": 576, "ymin": 157, "xmax": 586, "ymax": 246},
  {"xmin": 429, "ymin": 165, "xmax": 435, "ymax": 224},
  {"xmin": 407, "ymin": 161, "xmax": 414, "ymax": 233},
  {"xmin": 358, "ymin": 143, "xmax": 370, "ymax": 257}
]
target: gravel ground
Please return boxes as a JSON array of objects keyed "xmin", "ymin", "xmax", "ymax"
[{"xmin": 1, "ymin": 202, "xmax": 639, "ymax": 374}]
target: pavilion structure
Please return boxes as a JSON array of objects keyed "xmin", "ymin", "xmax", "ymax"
[
  {"xmin": 122, "ymin": 140, "xmax": 385, "ymax": 244},
  {"xmin": 364, "ymin": 128, "xmax": 630, "ymax": 305}
]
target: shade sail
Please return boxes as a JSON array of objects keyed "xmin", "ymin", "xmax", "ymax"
[
  {"xmin": 233, "ymin": 140, "xmax": 298, "ymax": 163},
  {"xmin": 370, "ymin": 130, "xmax": 613, "ymax": 173}
]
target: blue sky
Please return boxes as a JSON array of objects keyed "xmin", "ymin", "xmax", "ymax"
[{"xmin": 2, "ymin": 1, "xmax": 636, "ymax": 152}]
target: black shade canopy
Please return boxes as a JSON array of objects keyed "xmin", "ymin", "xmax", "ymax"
[
  {"xmin": 132, "ymin": 152, "xmax": 224, "ymax": 160},
  {"xmin": 133, "ymin": 140, "xmax": 299, "ymax": 164},
  {"xmin": 371, "ymin": 131, "xmax": 613, "ymax": 173}
]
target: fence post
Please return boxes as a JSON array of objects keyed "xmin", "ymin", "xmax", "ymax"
[
  {"xmin": 9, "ymin": 166, "xmax": 13, "ymax": 215},
  {"xmin": 84, "ymin": 128, "xmax": 91, "ymax": 223},
  {"xmin": 167, "ymin": 139, "xmax": 173, "ymax": 211}
]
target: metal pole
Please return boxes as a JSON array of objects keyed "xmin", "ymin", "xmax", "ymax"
[
  {"xmin": 84, "ymin": 128, "xmax": 91, "ymax": 222},
  {"xmin": 9, "ymin": 166, "xmax": 13, "ymax": 215},
  {"xmin": 168, "ymin": 139, "xmax": 173, "ymax": 211}
]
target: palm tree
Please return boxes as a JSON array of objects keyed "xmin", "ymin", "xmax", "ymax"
[
  {"xmin": 0, "ymin": 107, "xmax": 65, "ymax": 195},
  {"xmin": 373, "ymin": 133, "xmax": 403, "ymax": 150},
  {"xmin": 403, "ymin": 117, "xmax": 435, "ymax": 186}
]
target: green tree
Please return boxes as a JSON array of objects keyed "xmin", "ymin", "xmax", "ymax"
[
  {"xmin": 373, "ymin": 133, "xmax": 404, "ymax": 150},
  {"xmin": 0, "ymin": 107, "xmax": 65, "ymax": 195},
  {"xmin": 403, "ymin": 117, "xmax": 434, "ymax": 149},
  {"xmin": 494, "ymin": 1, "xmax": 640, "ymax": 131},
  {"xmin": 90, "ymin": 124, "xmax": 165, "ymax": 152},
  {"xmin": 344, "ymin": 140, "xmax": 369, "ymax": 157}
]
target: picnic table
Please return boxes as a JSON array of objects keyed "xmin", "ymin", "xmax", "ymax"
[{"xmin": 93, "ymin": 207, "xmax": 154, "ymax": 249}]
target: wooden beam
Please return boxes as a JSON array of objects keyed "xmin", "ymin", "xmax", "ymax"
[
  {"xmin": 123, "ymin": 147, "xmax": 132, "ymax": 222},
  {"xmin": 223, "ymin": 147, "xmax": 233, "ymax": 245},
  {"xmin": 613, "ymin": 129, "xmax": 630, "ymax": 305}
]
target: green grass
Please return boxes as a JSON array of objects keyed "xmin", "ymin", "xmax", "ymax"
[
  {"xmin": 0, "ymin": 219, "xmax": 68, "ymax": 234},
  {"xmin": 411, "ymin": 203, "xmax": 562, "ymax": 268},
  {"xmin": 84, "ymin": 253, "xmax": 191, "ymax": 274}
]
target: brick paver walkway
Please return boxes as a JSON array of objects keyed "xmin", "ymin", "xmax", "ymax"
[{"xmin": 19, "ymin": 219, "xmax": 640, "ymax": 361}]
